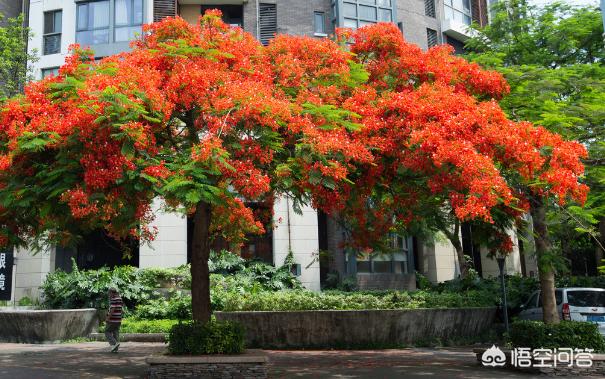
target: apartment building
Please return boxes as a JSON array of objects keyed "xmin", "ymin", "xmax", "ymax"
[{"xmin": 9, "ymin": 0, "xmax": 535, "ymax": 301}]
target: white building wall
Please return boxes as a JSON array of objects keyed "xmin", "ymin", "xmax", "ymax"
[
  {"xmin": 139, "ymin": 199, "xmax": 188, "ymax": 268},
  {"xmin": 28, "ymin": 0, "xmax": 154, "ymax": 79},
  {"xmin": 480, "ymin": 230, "xmax": 523, "ymax": 278},
  {"xmin": 417, "ymin": 235, "xmax": 460, "ymax": 283},
  {"xmin": 13, "ymin": 246, "xmax": 53, "ymax": 301},
  {"xmin": 272, "ymin": 197, "xmax": 321, "ymax": 291}
]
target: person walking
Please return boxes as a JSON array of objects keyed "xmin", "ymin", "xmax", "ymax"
[{"xmin": 105, "ymin": 287, "xmax": 123, "ymax": 353}]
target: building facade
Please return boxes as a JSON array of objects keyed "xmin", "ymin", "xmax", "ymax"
[{"xmin": 11, "ymin": 0, "xmax": 535, "ymax": 302}]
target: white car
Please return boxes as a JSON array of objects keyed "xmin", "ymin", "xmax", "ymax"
[{"xmin": 518, "ymin": 287, "xmax": 605, "ymax": 336}]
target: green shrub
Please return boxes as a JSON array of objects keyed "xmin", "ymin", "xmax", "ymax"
[
  {"xmin": 168, "ymin": 319, "xmax": 245, "ymax": 355},
  {"xmin": 138, "ymin": 265, "xmax": 191, "ymax": 289},
  {"xmin": 216, "ymin": 289, "xmax": 494, "ymax": 312},
  {"xmin": 18, "ymin": 296, "xmax": 34, "ymax": 306},
  {"xmin": 40, "ymin": 261, "xmax": 151, "ymax": 310},
  {"xmin": 99, "ymin": 318, "xmax": 179, "ymax": 333},
  {"xmin": 510, "ymin": 320, "xmax": 605, "ymax": 352},
  {"xmin": 133, "ymin": 291, "xmax": 192, "ymax": 320}
]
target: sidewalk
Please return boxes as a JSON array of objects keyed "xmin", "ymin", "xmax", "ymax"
[{"xmin": 0, "ymin": 342, "xmax": 547, "ymax": 378}]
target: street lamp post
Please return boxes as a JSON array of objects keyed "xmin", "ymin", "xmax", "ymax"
[{"xmin": 496, "ymin": 256, "xmax": 510, "ymax": 334}]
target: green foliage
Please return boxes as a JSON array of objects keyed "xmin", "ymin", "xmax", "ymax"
[
  {"xmin": 133, "ymin": 291, "xmax": 192, "ymax": 320},
  {"xmin": 40, "ymin": 260, "xmax": 151, "ymax": 310},
  {"xmin": 466, "ymin": 0, "xmax": 605, "ymax": 267},
  {"xmin": 17, "ymin": 296, "xmax": 35, "ymax": 306},
  {"xmin": 0, "ymin": 13, "xmax": 38, "ymax": 99},
  {"xmin": 510, "ymin": 320, "xmax": 605, "ymax": 352},
  {"xmin": 215, "ymin": 289, "xmax": 494, "ymax": 312},
  {"xmin": 209, "ymin": 250, "xmax": 303, "ymax": 291},
  {"xmin": 208, "ymin": 250, "xmax": 245, "ymax": 274},
  {"xmin": 99, "ymin": 318, "xmax": 179, "ymax": 334},
  {"xmin": 41, "ymin": 251, "xmax": 303, "ymax": 314},
  {"xmin": 168, "ymin": 319, "xmax": 245, "ymax": 355},
  {"xmin": 138, "ymin": 265, "xmax": 191, "ymax": 289}
]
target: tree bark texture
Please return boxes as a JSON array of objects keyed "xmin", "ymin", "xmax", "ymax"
[{"xmin": 190, "ymin": 201, "xmax": 212, "ymax": 323}]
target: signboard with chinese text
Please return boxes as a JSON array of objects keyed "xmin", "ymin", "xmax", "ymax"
[{"xmin": 0, "ymin": 249, "xmax": 14, "ymax": 301}]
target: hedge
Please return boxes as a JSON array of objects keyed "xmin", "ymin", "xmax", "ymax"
[
  {"xmin": 168, "ymin": 319, "xmax": 245, "ymax": 355},
  {"xmin": 510, "ymin": 320, "xmax": 605, "ymax": 352}
]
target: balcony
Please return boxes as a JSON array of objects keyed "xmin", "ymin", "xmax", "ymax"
[{"xmin": 441, "ymin": 18, "xmax": 477, "ymax": 41}]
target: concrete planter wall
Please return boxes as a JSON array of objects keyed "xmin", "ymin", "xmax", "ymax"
[
  {"xmin": 0, "ymin": 308, "xmax": 98, "ymax": 343},
  {"xmin": 216, "ymin": 307, "xmax": 496, "ymax": 348}
]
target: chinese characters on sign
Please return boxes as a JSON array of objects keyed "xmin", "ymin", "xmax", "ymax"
[
  {"xmin": 511, "ymin": 347, "xmax": 594, "ymax": 368},
  {"xmin": 482, "ymin": 345, "xmax": 594, "ymax": 369},
  {"xmin": 0, "ymin": 250, "xmax": 13, "ymax": 301}
]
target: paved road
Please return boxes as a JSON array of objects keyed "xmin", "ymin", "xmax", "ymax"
[{"xmin": 0, "ymin": 342, "xmax": 553, "ymax": 378}]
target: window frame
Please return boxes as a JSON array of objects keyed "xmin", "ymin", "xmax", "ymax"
[
  {"xmin": 444, "ymin": 0, "xmax": 472, "ymax": 25},
  {"xmin": 76, "ymin": 0, "xmax": 111, "ymax": 46},
  {"xmin": 314, "ymin": 11, "xmax": 327, "ymax": 36},
  {"xmin": 336, "ymin": 0, "xmax": 396, "ymax": 30},
  {"xmin": 75, "ymin": 0, "xmax": 144, "ymax": 46},
  {"xmin": 43, "ymin": 10, "xmax": 62, "ymax": 55},
  {"xmin": 41, "ymin": 67, "xmax": 60, "ymax": 79},
  {"xmin": 114, "ymin": 0, "xmax": 144, "ymax": 42}
]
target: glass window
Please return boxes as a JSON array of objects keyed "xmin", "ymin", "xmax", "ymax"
[
  {"xmin": 41, "ymin": 67, "xmax": 60, "ymax": 79},
  {"xmin": 76, "ymin": 1, "xmax": 110, "ymax": 45},
  {"xmin": 444, "ymin": 0, "xmax": 472, "ymax": 25},
  {"xmin": 343, "ymin": 18, "xmax": 358, "ymax": 29},
  {"xmin": 314, "ymin": 11, "xmax": 326, "ymax": 35},
  {"xmin": 378, "ymin": 8, "xmax": 392, "ymax": 21},
  {"xmin": 115, "ymin": 0, "xmax": 144, "ymax": 42},
  {"xmin": 567, "ymin": 290, "xmax": 605, "ymax": 307},
  {"xmin": 339, "ymin": 0, "xmax": 395, "ymax": 29},
  {"xmin": 43, "ymin": 10, "xmax": 62, "ymax": 55},
  {"xmin": 359, "ymin": 5, "xmax": 377, "ymax": 20},
  {"xmin": 555, "ymin": 290, "xmax": 563, "ymax": 305},
  {"xmin": 343, "ymin": 2, "xmax": 357, "ymax": 18}
]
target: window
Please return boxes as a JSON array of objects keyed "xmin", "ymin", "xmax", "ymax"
[
  {"xmin": 444, "ymin": 0, "xmax": 472, "ymax": 25},
  {"xmin": 115, "ymin": 0, "xmax": 143, "ymax": 42},
  {"xmin": 76, "ymin": 1, "xmax": 110, "ymax": 45},
  {"xmin": 41, "ymin": 67, "xmax": 60, "ymax": 79},
  {"xmin": 201, "ymin": 5, "xmax": 243, "ymax": 28},
  {"xmin": 43, "ymin": 10, "xmax": 62, "ymax": 55},
  {"xmin": 426, "ymin": 28, "xmax": 438, "ymax": 48},
  {"xmin": 338, "ymin": 0, "xmax": 394, "ymax": 30},
  {"xmin": 425, "ymin": 0, "xmax": 436, "ymax": 18},
  {"xmin": 356, "ymin": 234, "xmax": 411, "ymax": 274},
  {"xmin": 259, "ymin": 3, "xmax": 277, "ymax": 46},
  {"xmin": 314, "ymin": 12, "xmax": 327, "ymax": 35}
]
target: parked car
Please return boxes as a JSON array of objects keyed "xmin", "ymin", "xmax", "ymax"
[{"xmin": 518, "ymin": 287, "xmax": 605, "ymax": 335}]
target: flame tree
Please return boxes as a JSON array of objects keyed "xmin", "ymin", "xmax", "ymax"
[{"xmin": 0, "ymin": 13, "xmax": 587, "ymax": 322}]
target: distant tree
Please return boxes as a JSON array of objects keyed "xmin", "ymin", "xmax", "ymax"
[
  {"xmin": 0, "ymin": 13, "xmax": 37, "ymax": 99},
  {"xmin": 466, "ymin": 0, "xmax": 605, "ymax": 323}
]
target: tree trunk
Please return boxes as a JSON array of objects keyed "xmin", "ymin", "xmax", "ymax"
[
  {"xmin": 596, "ymin": 218, "xmax": 605, "ymax": 274},
  {"xmin": 191, "ymin": 201, "xmax": 212, "ymax": 323},
  {"xmin": 530, "ymin": 196, "xmax": 560, "ymax": 324},
  {"xmin": 445, "ymin": 219, "xmax": 468, "ymax": 278}
]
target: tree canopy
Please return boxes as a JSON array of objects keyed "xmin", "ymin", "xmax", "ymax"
[
  {"xmin": 466, "ymin": 0, "xmax": 605, "ymax": 273},
  {"xmin": 0, "ymin": 13, "xmax": 37, "ymax": 100},
  {"xmin": 0, "ymin": 12, "xmax": 588, "ymax": 320}
]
